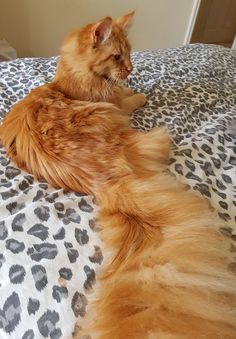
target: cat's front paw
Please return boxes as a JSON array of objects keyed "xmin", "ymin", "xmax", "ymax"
[{"xmin": 134, "ymin": 93, "xmax": 146, "ymax": 107}]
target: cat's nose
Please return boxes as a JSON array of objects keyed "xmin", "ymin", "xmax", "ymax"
[{"xmin": 126, "ymin": 62, "xmax": 133, "ymax": 73}]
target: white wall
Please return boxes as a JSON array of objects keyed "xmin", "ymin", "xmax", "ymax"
[{"xmin": 0, "ymin": 0, "xmax": 195, "ymax": 57}]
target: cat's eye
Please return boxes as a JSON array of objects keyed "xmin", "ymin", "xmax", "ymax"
[{"xmin": 113, "ymin": 54, "xmax": 121, "ymax": 61}]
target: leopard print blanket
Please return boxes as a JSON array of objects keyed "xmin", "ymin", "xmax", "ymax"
[{"xmin": 0, "ymin": 44, "xmax": 235, "ymax": 338}]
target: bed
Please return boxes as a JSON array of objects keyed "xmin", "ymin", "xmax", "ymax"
[{"xmin": 0, "ymin": 43, "xmax": 235, "ymax": 339}]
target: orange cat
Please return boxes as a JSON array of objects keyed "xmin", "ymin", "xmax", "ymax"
[
  {"xmin": 0, "ymin": 12, "xmax": 236, "ymax": 339},
  {"xmin": 0, "ymin": 11, "xmax": 145, "ymax": 194}
]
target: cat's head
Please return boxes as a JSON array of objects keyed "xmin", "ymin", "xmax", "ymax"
[{"xmin": 60, "ymin": 12, "xmax": 134, "ymax": 81}]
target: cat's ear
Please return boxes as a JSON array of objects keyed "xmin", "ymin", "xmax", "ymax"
[
  {"xmin": 92, "ymin": 17, "xmax": 112, "ymax": 47},
  {"xmin": 115, "ymin": 11, "xmax": 135, "ymax": 32}
]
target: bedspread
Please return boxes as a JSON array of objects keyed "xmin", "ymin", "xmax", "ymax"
[{"xmin": 0, "ymin": 44, "xmax": 235, "ymax": 338}]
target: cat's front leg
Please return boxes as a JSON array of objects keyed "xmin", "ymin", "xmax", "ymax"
[
  {"xmin": 120, "ymin": 93, "xmax": 146, "ymax": 114},
  {"xmin": 114, "ymin": 85, "xmax": 134, "ymax": 99},
  {"xmin": 122, "ymin": 86, "xmax": 134, "ymax": 97}
]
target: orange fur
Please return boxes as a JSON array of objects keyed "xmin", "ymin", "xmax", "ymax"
[
  {"xmin": 77, "ymin": 129, "xmax": 236, "ymax": 338},
  {"xmin": 0, "ymin": 12, "xmax": 235, "ymax": 339}
]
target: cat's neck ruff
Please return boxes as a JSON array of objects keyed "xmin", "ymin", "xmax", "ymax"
[{"xmin": 52, "ymin": 63, "xmax": 117, "ymax": 102}]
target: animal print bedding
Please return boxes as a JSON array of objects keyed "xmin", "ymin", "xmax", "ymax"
[{"xmin": 0, "ymin": 44, "xmax": 235, "ymax": 338}]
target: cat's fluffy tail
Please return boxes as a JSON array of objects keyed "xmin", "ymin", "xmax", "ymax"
[
  {"xmin": 79, "ymin": 129, "xmax": 236, "ymax": 339},
  {"xmin": 81, "ymin": 176, "xmax": 236, "ymax": 338}
]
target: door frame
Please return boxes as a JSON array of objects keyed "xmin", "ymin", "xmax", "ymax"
[
  {"xmin": 232, "ymin": 36, "xmax": 236, "ymax": 50},
  {"xmin": 184, "ymin": 0, "xmax": 202, "ymax": 45}
]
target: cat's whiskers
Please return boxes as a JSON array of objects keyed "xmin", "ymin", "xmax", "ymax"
[
  {"xmin": 103, "ymin": 76, "xmax": 117, "ymax": 100},
  {"xmin": 112, "ymin": 72, "xmax": 122, "ymax": 83}
]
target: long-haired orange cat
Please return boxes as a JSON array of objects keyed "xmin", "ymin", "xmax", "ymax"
[
  {"xmin": 0, "ymin": 11, "xmax": 145, "ymax": 194},
  {"xmin": 0, "ymin": 13, "xmax": 236, "ymax": 339}
]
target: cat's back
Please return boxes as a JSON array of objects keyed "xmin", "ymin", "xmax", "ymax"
[
  {"xmin": 0, "ymin": 83, "xmax": 92, "ymax": 143},
  {"xmin": 0, "ymin": 84, "xmax": 60, "ymax": 130},
  {"xmin": 0, "ymin": 81, "xmax": 128, "ymax": 191},
  {"xmin": 0, "ymin": 84, "xmax": 59, "ymax": 152}
]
